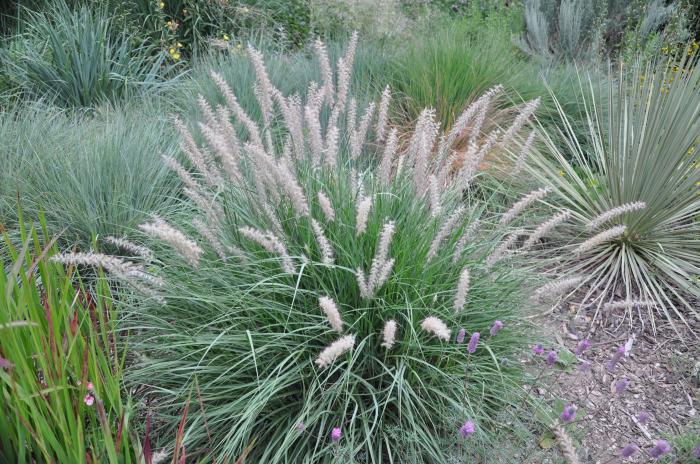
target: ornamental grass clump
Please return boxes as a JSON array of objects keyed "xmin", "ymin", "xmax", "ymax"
[
  {"xmin": 111, "ymin": 35, "xmax": 541, "ymax": 462},
  {"xmin": 514, "ymin": 50, "xmax": 700, "ymax": 333}
]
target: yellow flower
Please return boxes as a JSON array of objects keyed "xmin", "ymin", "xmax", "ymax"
[
  {"xmin": 661, "ymin": 46, "xmax": 669, "ymax": 54},
  {"xmin": 689, "ymin": 146, "xmax": 696, "ymax": 155},
  {"xmin": 695, "ymin": 181, "xmax": 700, "ymax": 187},
  {"xmin": 172, "ymin": 52, "xmax": 181, "ymax": 60},
  {"xmin": 159, "ymin": 1, "xmax": 165, "ymax": 8},
  {"xmin": 177, "ymin": 42, "xmax": 183, "ymax": 48},
  {"xmin": 223, "ymin": 34, "xmax": 230, "ymax": 41},
  {"xmin": 169, "ymin": 47, "xmax": 176, "ymax": 55},
  {"xmin": 558, "ymin": 170, "xmax": 566, "ymax": 177},
  {"xmin": 236, "ymin": 43, "xmax": 242, "ymax": 49}
]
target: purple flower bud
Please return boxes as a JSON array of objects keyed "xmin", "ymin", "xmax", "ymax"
[
  {"xmin": 575, "ymin": 339, "xmax": 590, "ymax": 356},
  {"xmin": 459, "ymin": 420, "xmax": 475, "ymax": 438},
  {"xmin": 331, "ymin": 427, "xmax": 341, "ymax": 443},
  {"xmin": 456, "ymin": 328, "xmax": 466, "ymax": 344},
  {"xmin": 691, "ymin": 442, "xmax": 700, "ymax": 459},
  {"xmin": 620, "ymin": 443, "xmax": 638, "ymax": 458},
  {"xmin": 560, "ymin": 404, "xmax": 576, "ymax": 423},
  {"xmin": 467, "ymin": 332, "xmax": 480, "ymax": 354},
  {"xmin": 637, "ymin": 411, "xmax": 651, "ymax": 425},
  {"xmin": 648, "ymin": 440, "xmax": 671, "ymax": 459},
  {"xmin": 615, "ymin": 378, "xmax": 630, "ymax": 395},
  {"xmin": 605, "ymin": 345, "xmax": 626, "ymax": 372},
  {"xmin": 578, "ymin": 360, "xmax": 592, "ymax": 373},
  {"xmin": 296, "ymin": 422, "xmax": 306, "ymax": 432},
  {"xmin": 489, "ymin": 320, "xmax": 503, "ymax": 336},
  {"xmin": 532, "ymin": 344, "xmax": 544, "ymax": 355},
  {"xmin": 546, "ymin": 350, "xmax": 558, "ymax": 366}
]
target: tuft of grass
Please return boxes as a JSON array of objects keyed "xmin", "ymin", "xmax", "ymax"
[
  {"xmin": 0, "ymin": 217, "xmax": 140, "ymax": 462},
  {"xmin": 0, "ymin": 102, "xmax": 181, "ymax": 248}
]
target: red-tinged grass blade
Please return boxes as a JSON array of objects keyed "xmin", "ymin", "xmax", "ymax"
[
  {"xmin": 173, "ymin": 398, "xmax": 190, "ymax": 464},
  {"xmin": 235, "ymin": 440, "xmax": 256, "ymax": 464},
  {"xmin": 143, "ymin": 412, "xmax": 152, "ymax": 464}
]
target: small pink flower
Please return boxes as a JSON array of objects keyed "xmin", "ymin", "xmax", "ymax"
[
  {"xmin": 459, "ymin": 420, "xmax": 475, "ymax": 438},
  {"xmin": 296, "ymin": 422, "xmax": 306, "ymax": 432},
  {"xmin": 331, "ymin": 427, "xmax": 341, "ymax": 443},
  {"xmin": 532, "ymin": 344, "xmax": 544, "ymax": 355},
  {"xmin": 83, "ymin": 394, "xmax": 95, "ymax": 406},
  {"xmin": 86, "ymin": 381, "xmax": 94, "ymax": 391},
  {"xmin": 76, "ymin": 380, "xmax": 82, "ymax": 386}
]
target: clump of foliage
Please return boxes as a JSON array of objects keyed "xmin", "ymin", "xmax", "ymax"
[
  {"xmin": 0, "ymin": 0, "xmax": 174, "ymax": 108},
  {"xmin": 68, "ymin": 36, "xmax": 544, "ymax": 462},
  {"xmin": 518, "ymin": 48, "xmax": 700, "ymax": 332},
  {"xmin": 0, "ymin": 102, "xmax": 181, "ymax": 247},
  {"xmin": 0, "ymin": 220, "xmax": 140, "ymax": 463}
]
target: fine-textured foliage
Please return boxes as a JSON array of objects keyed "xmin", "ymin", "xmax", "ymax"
[
  {"xmin": 109, "ymin": 36, "xmax": 540, "ymax": 462},
  {"xmin": 519, "ymin": 51, "xmax": 700, "ymax": 332},
  {"xmin": 0, "ymin": 220, "xmax": 140, "ymax": 463},
  {"xmin": 0, "ymin": 102, "xmax": 181, "ymax": 248},
  {"xmin": 0, "ymin": 0, "xmax": 174, "ymax": 108}
]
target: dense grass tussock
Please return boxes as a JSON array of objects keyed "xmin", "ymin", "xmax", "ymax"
[
  {"xmin": 0, "ymin": 223, "xmax": 140, "ymax": 463},
  {"xmin": 519, "ymin": 50, "xmax": 700, "ymax": 332},
  {"xmin": 65, "ymin": 36, "xmax": 545, "ymax": 462},
  {"xmin": 0, "ymin": 102, "xmax": 181, "ymax": 248}
]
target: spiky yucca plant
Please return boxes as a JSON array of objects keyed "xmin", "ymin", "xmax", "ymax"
[
  {"xmin": 88, "ymin": 36, "xmax": 540, "ymax": 462},
  {"xmin": 518, "ymin": 51, "xmax": 700, "ymax": 333}
]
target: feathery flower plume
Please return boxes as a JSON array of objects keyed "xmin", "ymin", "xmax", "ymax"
[
  {"xmin": 51, "ymin": 252, "xmax": 141, "ymax": 281},
  {"xmin": 318, "ymin": 296, "xmax": 343, "ymax": 332},
  {"xmin": 315, "ymin": 335, "xmax": 356, "ymax": 368},
  {"xmin": 456, "ymin": 328, "xmax": 466, "ymax": 344},
  {"xmin": 376, "ymin": 86, "xmax": 391, "ymax": 141},
  {"xmin": 139, "ymin": 218, "xmax": 203, "ymax": 268},
  {"xmin": 500, "ymin": 187, "xmax": 551, "ymax": 226},
  {"xmin": 410, "ymin": 108, "xmax": 439, "ymax": 194},
  {"xmin": 192, "ymin": 219, "xmax": 227, "ymax": 261},
  {"xmin": 275, "ymin": 158, "xmax": 311, "ymax": 217},
  {"xmin": 485, "ymin": 229, "xmax": 524, "ymax": 269},
  {"xmin": 311, "ymin": 219, "xmax": 334, "ymax": 265},
  {"xmin": 605, "ymin": 345, "xmax": 626, "ymax": 372},
  {"xmin": 445, "ymin": 85, "xmax": 503, "ymax": 149},
  {"xmin": 379, "ymin": 128, "xmax": 399, "ymax": 185},
  {"xmin": 314, "ymin": 39, "xmax": 334, "ymax": 104},
  {"xmin": 460, "ymin": 129, "xmax": 500, "ymax": 187},
  {"xmin": 532, "ymin": 276, "xmax": 585, "ymax": 303},
  {"xmin": 453, "ymin": 267, "xmax": 471, "ymax": 312},
  {"xmin": 172, "ymin": 116, "xmax": 222, "ymax": 188},
  {"xmin": 238, "ymin": 226, "xmax": 295, "ymax": 274},
  {"xmin": 428, "ymin": 175, "xmax": 441, "ymax": 217},
  {"xmin": 499, "ymin": 98, "xmax": 540, "ymax": 148},
  {"xmin": 198, "ymin": 121, "xmax": 241, "ymax": 182},
  {"xmin": 553, "ymin": 425, "xmax": 581, "ymax": 464},
  {"xmin": 161, "ymin": 154, "xmax": 199, "ymax": 192},
  {"xmin": 104, "ymin": 236, "xmax": 152, "ymax": 260},
  {"xmin": 420, "ymin": 316, "xmax": 451, "ymax": 341},
  {"xmin": 355, "ymin": 195, "xmax": 372, "ymax": 236},
  {"xmin": 317, "ymin": 191, "xmax": 336, "ymax": 222},
  {"xmin": 512, "ymin": 130, "xmax": 537, "ymax": 175},
  {"xmin": 247, "ymin": 46, "xmax": 275, "ymax": 133},
  {"xmin": 324, "ymin": 125, "xmax": 340, "ymax": 168},
  {"xmin": 560, "ymin": 404, "xmax": 577, "ymax": 423},
  {"xmin": 350, "ymin": 102, "xmax": 375, "ymax": 159},
  {"xmin": 620, "ymin": 444, "xmax": 639, "ymax": 459},
  {"xmin": 428, "ymin": 206, "xmax": 465, "ymax": 261},
  {"xmin": 490, "ymin": 320, "xmax": 503, "ymax": 336},
  {"xmin": 305, "ymin": 100, "xmax": 325, "ymax": 165},
  {"xmin": 586, "ymin": 202, "xmax": 646, "ymax": 231},
  {"xmin": 522, "ymin": 210, "xmax": 571, "ymax": 249},
  {"xmin": 604, "ymin": 300, "xmax": 656, "ymax": 310},
  {"xmin": 648, "ymin": 440, "xmax": 671, "ymax": 459},
  {"xmin": 357, "ymin": 221, "xmax": 397, "ymax": 298},
  {"xmin": 576, "ymin": 225, "xmax": 626, "ymax": 255},
  {"xmin": 467, "ymin": 332, "xmax": 480, "ymax": 354},
  {"xmin": 381, "ymin": 320, "xmax": 397, "ymax": 350},
  {"xmin": 183, "ymin": 186, "xmax": 224, "ymax": 229},
  {"xmin": 614, "ymin": 378, "xmax": 630, "ymax": 395},
  {"xmin": 546, "ymin": 350, "xmax": 558, "ymax": 366},
  {"xmin": 210, "ymin": 71, "xmax": 263, "ymax": 148},
  {"xmin": 574, "ymin": 339, "xmax": 590, "ymax": 356},
  {"xmin": 452, "ymin": 219, "xmax": 480, "ymax": 263},
  {"xmin": 532, "ymin": 344, "xmax": 544, "ymax": 355},
  {"xmin": 459, "ymin": 421, "xmax": 475, "ymax": 438}
]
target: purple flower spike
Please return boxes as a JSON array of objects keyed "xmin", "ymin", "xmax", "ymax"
[
  {"xmin": 648, "ymin": 440, "xmax": 671, "ymax": 459},
  {"xmin": 546, "ymin": 350, "xmax": 558, "ymax": 366},
  {"xmin": 620, "ymin": 443, "xmax": 638, "ymax": 459},
  {"xmin": 606, "ymin": 345, "xmax": 626, "ymax": 372},
  {"xmin": 331, "ymin": 427, "xmax": 341, "ymax": 443},
  {"xmin": 467, "ymin": 332, "xmax": 480, "ymax": 354},
  {"xmin": 459, "ymin": 420, "xmax": 475, "ymax": 438},
  {"xmin": 575, "ymin": 339, "xmax": 590, "ymax": 356},
  {"xmin": 532, "ymin": 344, "xmax": 544, "ymax": 355},
  {"xmin": 691, "ymin": 442, "xmax": 700, "ymax": 459},
  {"xmin": 637, "ymin": 411, "xmax": 651, "ymax": 425},
  {"xmin": 615, "ymin": 378, "xmax": 630, "ymax": 395},
  {"xmin": 489, "ymin": 320, "xmax": 503, "ymax": 337},
  {"xmin": 456, "ymin": 328, "xmax": 466, "ymax": 344},
  {"xmin": 560, "ymin": 404, "xmax": 576, "ymax": 423}
]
